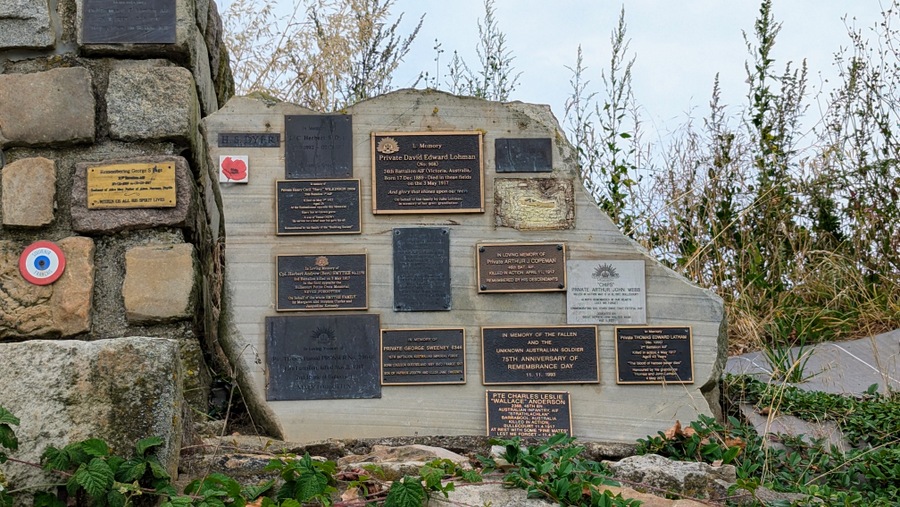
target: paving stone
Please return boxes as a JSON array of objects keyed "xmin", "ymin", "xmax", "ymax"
[
  {"xmin": 106, "ymin": 66, "xmax": 199, "ymax": 143},
  {"xmin": 1, "ymin": 156, "xmax": 56, "ymax": 227},
  {"xmin": 0, "ymin": 68, "xmax": 96, "ymax": 148},
  {"xmin": 0, "ymin": 0, "xmax": 53, "ymax": 48},
  {"xmin": 123, "ymin": 243, "xmax": 197, "ymax": 323},
  {"xmin": 739, "ymin": 403, "xmax": 849, "ymax": 453}
]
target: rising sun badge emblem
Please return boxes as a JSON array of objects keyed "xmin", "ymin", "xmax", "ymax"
[
  {"xmin": 592, "ymin": 263, "xmax": 619, "ymax": 280},
  {"xmin": 376, "ymin": 137, "xmax": 400, "ymax": 154}
]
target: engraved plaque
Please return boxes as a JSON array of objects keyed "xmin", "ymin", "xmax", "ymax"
[
  {"xmin": 82, "ymin": 0, "xmax": 176, "ymax": 44},
  {"xmin": 276, "ymin": 180, "xmax": 361, "ymax": 234},
  {"xmin": 494, "ymin": 178, "xmax": 575, "ymax": 230},
  {"xmin": 486, "ymin": 390, "xmax": 572, "ymax": 438},
  {"xmin": 495, "ymin": 138, "xmax": 552, "ymax": 173},
  {"xmin": 477, "ymin": 243, "xmax": 566, "ymax": 292},
  {"xmin": 372, "ymin": 131, "xmax": 484, "ymax": 213},
  {"xmin": 276, "ymin": 254, "xmax": 367, "ymax": 311},
  {"xmin": 616, "ymin": 326, "xmax": 694, "ymax": 384},
  {"xmin": 567, "ymin": 260, "xmax": 646, "ymax": 324},
  {"xmin": 381, "ymin": 328, "xmax": 466, "ymax": 385},
  {"xmin": 285, "ymin": 115, "xmax": 352, "ymax": 179},
  {"xmin": 392, "ymin": 228, "xmax": 451, "ymax": 311},
  {"xmin": 86, "ymin": 162, "xmax": 176, "ymax": 209},
  {"xmin": 266, "ymin": 314, "xmax": 381, "ymax": 400},
  {"xmin": 218, "ymin": 132, "xmax": 281, "ymax": 148},
  {"xmin": 481, "ymin": 326, "xmax": 598, "ymax": 384}
]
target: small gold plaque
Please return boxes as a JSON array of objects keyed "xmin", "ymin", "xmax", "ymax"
[{"xmin": 87, "ymin": 162, "xmax": 177, "ymax": 209}]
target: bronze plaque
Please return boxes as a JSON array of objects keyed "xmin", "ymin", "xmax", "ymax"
[
  {"xmin": 371, "ymin": 131, "xmax": 484, "ymax": 213},
  {"xmin": 276, "ymin": 254, "xmax": 367, "ymax": 311},
  {"xmin": 276, "ymin": 180, "xmax": 361, "ymax": 235},
  {"xmin": 615, "ymin": 326, "xmax": 694, "ymax": 384},
  {"xmin": 285, "ymin": 115, "xmax": 353, "ymax": 179},
  {"xmin": 86, "ymin": 162, "xmax": 176, "ymax": 209},
  {"xmin": 486, "ymin": 390, "xmax": 572, "ymax": 438},
  {"xmin": 381, "ymin": 328, "xmax": 466, "ymax": 385},
  {"xmin": 392, "ymin": 227, "xmax": 451, "ymax": 311},
  {"xmin": 477, "ymin": 243, "xmax": 566, "ymax": 292},
  {"xmin": 481, "ymin": 326, "xmax": 598, "ymax": 384},
  {"xmin": 266, "ymin": 314, "xmax": 381, "ymax": 400},
  {"xmin": 82, "ymin": 0, "xmax": 176, "ymax": 44}
]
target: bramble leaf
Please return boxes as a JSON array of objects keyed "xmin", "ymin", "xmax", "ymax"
[
  {"xmin": 135, "ymin": 436, "xmax": 164, "ymax": 457},
  {"xmin": 75, "ymin": 458, "xmax": 115, "ymax": 498},
  {"xmin": 384, "ymin": 476, "xmax": 426, "ymax": 507}
]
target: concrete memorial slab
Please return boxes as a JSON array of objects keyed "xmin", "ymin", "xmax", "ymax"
[{"xmin": 204, "ymin": 90, "xmax": 725, "ymax": 443}]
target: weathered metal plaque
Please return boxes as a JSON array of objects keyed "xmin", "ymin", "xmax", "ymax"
[
  {"xmin": 481, "ymin": 326, "xmax": 598, "ymax": 384},
  {"xmin": 86, "ymin": 162, "xmax": 176, "ymax": 209},
  {"xmin": 218, "ymin": 132, "xmax": 281, "ymax": 148},
  {"xmin": 381, "ymin": 328, "xmax": 466, "ymax": 385},
  {"xmin": 494, "ymin": 178, "xmax": 575, "ymax": 230},
  {"xmin": 477, "ymin": 243, "xmax": 566, "ymax": 292},
  {"xmin": 265, "ymin": 314, "xmax": 381, "ymax": 400},
  {"xmin": 371, "ymin": 131, "xmax": 484, "ymax": 213},
  {"xmin": 276, "ymin": 254, "xmax": 367, "ymax": 311},
  {"xmin": 285, "ymin": 115, "xmax": 352, "ymax": 179},
  {"xmin": 567, "ymin": 260, "xmax": 646, "ymax": 324},
  {"xmin": 82, "ymin": 0, "xmax": 176, "ymax": 44},
  {"xmin": 616, "ymin": 326, "xmax": 694, "ymax": 384},
  {"xmin": 276, "ymin": 180, "xmax": 361, "ymax": 235},
  {"xmin": 392, "ymin": 228, "xmax": 451, "ymax": 311},
  {"xmin": 486, "ymin": 390, "xmax": 572, "ymax": 438},
  {"xmin": 495, "ymin": 138, "xmax": 552, "ymax": 173}
]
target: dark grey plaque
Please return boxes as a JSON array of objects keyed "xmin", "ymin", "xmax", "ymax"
[
  {"xmin": 486, "ymin": 390, "xmax": 572, "ymax": 438},
  {"xmin": 276, "ymin": 254, "xmax": 367, "ymax": 311},
  {"xmin": 82, "ymin": 0, "xmax": 176, "ymax": 44},
  {"xmin": 276, "ymin": 180, "xmax": 361, "ymax": 234},
  {"xmin": 285, "ymin": 115, "xmax": 352, "ymax": 179},
  {"xmin": 265, "ymin": 314, "xmax": 381, "ymax": 400},
  {"xmin": 371, "ymin": 132, "xmax": 484, "ymax": 213},
  {"xmin": 381, "ymin": 328, "xmax": 466, "ymax": 385},
  {"xmin": 616, "ymin": 326, "xmax": 694, "ymax": 384},
  {"xmin": 482, "ymin": 326, "xmax": 598, "ymax": 384},
  {"xmin": 495, "ymin": 138, "xmax": 552, "ymax": 173},
  {"xmin": 477, "ymin": 243, "xmax": 566, "ymax": 292},
  {"xmin": 218, "ymin": 133, "xmax": 281, "ymax": 148},
  {"xmin": 392, "ymin": 228, "xmax": 451, "ymax": 311}
]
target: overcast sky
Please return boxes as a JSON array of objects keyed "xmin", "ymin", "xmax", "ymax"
[{"xmin": 387, "ymin": 1, "xmax": 888, "ymax": 136}]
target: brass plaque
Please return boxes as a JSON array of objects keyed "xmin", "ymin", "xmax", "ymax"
[
  {"xmin": 477, "ymin": 243, "xmax": 566, "ymax": 292},
  {"xmin": 615, "ymin": 326, "xmax": 694, "ymax": 384},
  {"xmin": 486, "ymin": 390, "xmax": 572, "ymax": 438},
  {"xmin": 87, "ymin": 162, "xmax": 176, "ymax": 209},
  {"xmin": 276, "ymin": 254, "xmax": 367, "ymax": 311},
  {"xmin": 381, "ymin": 328, "xmax": 466, "ymax": 385}
]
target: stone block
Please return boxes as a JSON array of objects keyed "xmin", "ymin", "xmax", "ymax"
[
  {"xmin": 106, "ymin": 66, "xmax": 199, "ymax": 143},
  {"xmin": 0, "ymin": 337, "xmax": 183, "ymax": 493},
  {"xmin": 0, "ymin": 0, "xmax": 53, "ymax": 48},
  {"xmin": 71, "ymin": 156, "xmax": 194, "ymax": 234},
  {"xmin": 123, "ymin": 243, "xmax": 196, "ymax": 323},
  {"xmin": 0, "ymin": 68, "xmax": 95, "ymax": 148},
  {"xmin": 1, "ymin": 156, "xmax": 56, "ymax": 227},
  {"xmin": 0, "ymin": 236, "xmax": 95, "ymax": 339},
  {"xmin": 189, "ymin": 28, "xmax": 218, "ymax": 115}
]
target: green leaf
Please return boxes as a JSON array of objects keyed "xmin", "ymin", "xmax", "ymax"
[
  {"xmin": 116, "ymin": 458, "xmax": 147, "ymax": 483},
  {"xmin": 135, "ymin": 436, "xmax": 164, "ymax": 457},
  {"xmin": 80, "ymin": 438, "xmax": 110, "ymax": 457},
  {"xmin": 242, "ymin": 479, "xmax": 275, "ymax": 500},
  {"xmin": 42, "ymin": 446, "xmax": 70, "ymax": 471},
  {"xmin": 460, "ymin": 469, "xmax": 483, "ymax": 483},
  {"xmin": 148, "ymin": 457, "xmax": 171, "ymax": 480},
  {"xmin": 163, "ymin": 496, "xmax": 194, "ymax": 507},
  {"xmin": 75, "ymin": 458, "xmax": 115, "ymax": 498},
  {"xmin": 384, "ymin": 476, "xmax": 426, "ymax": 507},
  {"xmin": 0, "ymin": 491, "xmax": 12, "ymax": 507},
  {"xmin": 279, "ymin": 499, "xmax": 302, "ymax": 507},
  {"xmin": 31, "ymin": 491, "xmax": 64, "ymax": 507},
  {"xmin": 420, "ymin": 464, "xmax": 444, "ymax": 490},
  {"xmin": 293, "ymin": 468, "xmax": 329, "ymax": 502},
  {"xmin": 106, "ymin": 488, "xmax": 127, "ymax": 507},
  {"xmin": 0, "ymin": 426, "xmax": 18, "ymax": 453},
  {"xmin": 0, "ymin": 408, "xmax": 18, "ymax": 427}
]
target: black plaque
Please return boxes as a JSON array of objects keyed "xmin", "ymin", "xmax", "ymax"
[
  {"xmin": 218, "ymin": 132, "xmax": 281, "ymax": 148},
  {"xmin": 615, "ymin": 326, "xmax": 694, "ymax": 384},
  {"xmin": 276, "ymin": 254, "xmax": 367, "ymax": 311},
  {"xmin": 82, "ymin": 0, "xmax": 176, "ymax": 44},
  {"xmin": 276, "ymin": 180, "xmax": 361, "ymax": 234},
  {"xmin": 482, "ymin": 326, "xmax": 599, "ymax": 384},
  {"xmin": 381, "ymin": 328, "xmax": 466, "ymax": 385},
  {"xmin": 495, "ymin": 138, "xmax": 552, "ymax": 173},
  {"xmin": 371, "ymin": 131, "xmax": 484, "ymax": 213},
  {"xmin": 265, "ymin": 314, "xmax": 381, "ymax": 400},
  {"xmin": 477, "ymin": 243, "xmax": 566, "ymax": 292},
  {"xmin": 392, "ymin": 228, "xmax": 451, "ymax": 311},
  {"xmin": 486, "ymin": 390, "xmax": 572, "ymax": 438},
  {"xmin": 285, "ymin": 115, "xmax": 352, "ymax": 179}
]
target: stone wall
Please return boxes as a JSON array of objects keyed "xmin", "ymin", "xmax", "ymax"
[{"xmin": 0, "ymin": 0, "xmax": 233, "ymax": 491}]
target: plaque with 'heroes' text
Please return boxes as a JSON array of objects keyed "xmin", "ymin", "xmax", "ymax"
[
  {"xmin": 616, "ymin": 326, "xmax": 694, "ymax": 384},
  {"xmin": 82, "ymin": 0, "xmax": 176, "ymax": 44},
  {"xmin": 276, "ymin": 180, "xmax": 361, "ymax": 234},
  {"xmin": 381, "ymin": 328, "xmax": 466, "ymax": 385},
  {"xmin": 486, "ymin": 390, "xmax": 572, "ymax": 438},
  {"xmin": 266, "ymin": 314, "xmax": 380, "ymax": 400},
  {"xmin": 393, "ymin": 228, "xmax": 451, "ymax": 311},
  {"xmin": 285, "ymin": 115, "xmax": 352, "ymax": 179},
  {"xmin": 477, "ymin": 243, "xmax": 566, "ymax": 292},
  {"xmin": 276, "ymin": 254, "xmax": 367, "ymax": 311},
  {"xmin": 372, "ymin": 131, "xmax": 484, "ymax": 213},
  {"xmin": 481, "ymin": 326, "xmax": 598, "ymax": 384}
]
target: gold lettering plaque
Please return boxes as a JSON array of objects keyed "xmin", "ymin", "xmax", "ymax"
[{"xmin": 87, "ymin": 162, "xmax": 177, "ymax": 209}]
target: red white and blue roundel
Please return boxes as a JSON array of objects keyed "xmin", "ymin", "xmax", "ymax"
[{"xmin": 18, "ymin": 241, "xmax": 66, "ymax": 285}]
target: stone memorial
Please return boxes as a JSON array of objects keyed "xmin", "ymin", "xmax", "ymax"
[{"xmin": 205, "ymin": 91, "xmax": 725, "ymax": 443}]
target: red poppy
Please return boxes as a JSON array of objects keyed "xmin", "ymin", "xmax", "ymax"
[{"xmin": 221, "ymin": 157, "xmax": 248, "ymax": 181}]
